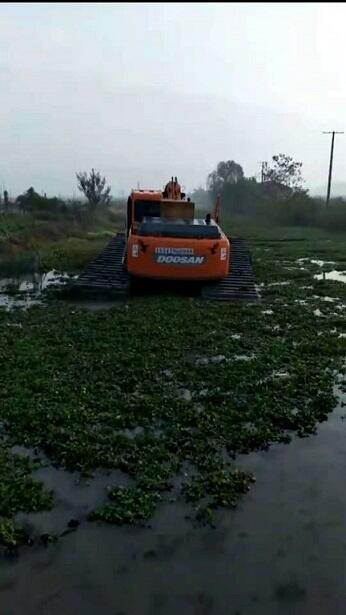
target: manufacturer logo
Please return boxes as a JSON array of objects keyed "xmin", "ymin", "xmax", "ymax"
[{"xmin": 155, "ymin": 255, "xmax": 205, "ymax": 265}]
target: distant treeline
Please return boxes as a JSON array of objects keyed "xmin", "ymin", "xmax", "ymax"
[
  {"xmin": 190, "ymin": 157, "xmax": 346, "ymax": 232},
  {"xmin": 2, "ymin": 156, "xmax": 346, "ymax": 233},
  {"xmin": 0, "ymin": 186, "xmax": 125, "ymax": 223},
  {"xmin": 0, "ymin": 169, "xmax": 123, "ymax": 221}
]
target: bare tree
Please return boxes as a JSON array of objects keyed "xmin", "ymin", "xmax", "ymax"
[{"xmin": 76, "ymin": 169, "xmax": 111, "ymax": 213}]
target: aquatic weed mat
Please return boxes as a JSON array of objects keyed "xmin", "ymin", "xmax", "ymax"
[{"xmin": 1, "ymin": 236, "xmax": 346, "ymax": 548}]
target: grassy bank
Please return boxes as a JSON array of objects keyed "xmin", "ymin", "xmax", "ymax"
[
  {"xmin": 217, "ymin": 211, "xmax": 346, "ymax": 241},
  {"xmin": 0, "ymin": 202, "xmax": 343, "ymax": 277},
  {"xmin": 1, "ymin": 232, "xmax": 346, "ymax": 549},
  {"xmin": 0, "ymin": 207, "xmax": 126, "ymax": 274}
]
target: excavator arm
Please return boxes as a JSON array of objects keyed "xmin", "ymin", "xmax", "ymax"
[{"xmin": 212, "ymin": 194, "xmax": 221, "ymax": 224}]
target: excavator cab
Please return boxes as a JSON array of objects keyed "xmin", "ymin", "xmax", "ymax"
[{"xmin": 126, "ymin": 190, "xmax": 162, "ymax": 237}]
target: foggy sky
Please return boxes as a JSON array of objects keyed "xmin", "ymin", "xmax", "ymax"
[{"xmin": 1, "ymin": 2, "xmax": 346, "ymax": 198}]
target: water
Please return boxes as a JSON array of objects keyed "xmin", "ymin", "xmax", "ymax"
[
  {"xmin": 178, "ymin": 388, "xmax": 193, "ymax": 402},
  {"xmin": 2, "ymin": 394, "xmax": 346, "ymax": 613},
  {"xmin": 0, "ymin": 271, "xmax": 71, "ymax": 293},
  {"xmin": 66, "ymin": 299, "xmax": 125, "ymax": 312},
  {"xmin": 297, "ymin": 258, "xmax": 336, "ymax": 267},
  {"xmin": 322, "ymin": 296, "xmax": 338, "ymax": 303},
  {"xmin": 0, "ymin": 295, "xmax": 42, "ymax": 310},
  {"xmin": 0, "ymin": 270, "xmax": 76, "ymax": 310},
  {"xmin": 310, "ymin": 259, "xmax": 334, "ymax": 266},
  {"xmin": 314, "ymin": 270, "xmax": 346, "ymax": 283},
  {"xmin": 0, "ymin": 271, "xmax": 129, "ymax": 312},
  {"xmin": 267, "ymin": 281, "xmax": 290, "ymax": 287},
  {"xmin": 195, "ymin": 354, "xmax": 255, "ymax": 366},
  {"xmin": 17, "ymin": 466, "xmax": 131, "ymax": 538}
]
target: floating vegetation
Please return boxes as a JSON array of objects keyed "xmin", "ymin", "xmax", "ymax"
[{"xmin": 1, "ymin": 236, "xmax": 346, "ymax": 545}]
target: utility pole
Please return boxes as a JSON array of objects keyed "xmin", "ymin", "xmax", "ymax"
[
  {"xmin": 323, "ymin": 131, "xmax": 344, "ymax": 206},
  {"xmin": 259, "ymin": 161, "xmax": 267, "ymax": 183}
]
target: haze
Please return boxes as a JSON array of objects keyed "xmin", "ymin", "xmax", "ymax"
[{"xmin": 1, "ymin": 2, "xmax": 345, "ymax": 198}]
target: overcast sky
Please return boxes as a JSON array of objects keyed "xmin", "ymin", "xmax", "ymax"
[{"xmin": 1, "ymin": 2, "xmax": 346, "ymax": 197}]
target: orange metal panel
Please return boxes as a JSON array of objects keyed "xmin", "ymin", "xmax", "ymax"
[
  {"xmin": 131, "ymin": 191, "xmax": 162, "ymax": 201},
  {"xmin": 127, "ymin": 233, "xmax": 230, "ymax": 281}
]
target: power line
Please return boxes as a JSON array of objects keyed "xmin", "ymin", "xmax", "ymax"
[{"xmin": 323, "ymin": 131, "xmax": 344, "ymax": 206}]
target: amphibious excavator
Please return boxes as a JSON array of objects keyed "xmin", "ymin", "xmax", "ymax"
[
  {"xmin": 72, "ymin": 178, "xmax": 257, "ymax": 301},
  {"xmin": 126, "ymin": 177, "xmax": 229, "ymax": 282}
]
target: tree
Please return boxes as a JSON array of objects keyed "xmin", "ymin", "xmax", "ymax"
[
  {"xmin": 189, "ymin": 186, "xmax": 213, "ymax": 210},
  {"xmin": 76, "ymin": 169, "xmax": 111, "ymax": 212},
  {"xmin": 220, "ymin": 176, "xmax": 262, "ymax": 215},
  {"xmin": 3, "ymin": 190, "xmax": 8, "ymax": 213},
  {"xmin": 265, "ymin": 154, "xmax": 305, "ymax": 192},
  {"xmin": 207, "ymin": 160, "xmax": 244, "ymax": 195},
  {"xmin": 16, "ymin": 187, "xmax": 44, "ymax": 213},
  {"xmin": 15, "ymin": 187, "xmax": 65, "ymax": 214}
]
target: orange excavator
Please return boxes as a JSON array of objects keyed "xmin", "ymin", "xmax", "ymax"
[
  {"xmin": 126, "ymin": 177, "xmax": 229, "ymax": 282},
  {"xmin": 72, "ymin": 177, "xmax": 257, "ymax": 301}
]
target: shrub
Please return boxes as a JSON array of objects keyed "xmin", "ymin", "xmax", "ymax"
[{"xmin": 317, "ymin": 199, "xmax": 346, "ymax": 232}]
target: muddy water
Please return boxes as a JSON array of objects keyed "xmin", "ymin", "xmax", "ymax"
[
  {"xmin": 67, "ymin": 299, "xmax": 125, "ymax": 312},
  {"xmin": 0, "ymin": 271, "xmax": 128, "ymax": 312},
  {"xmin": 0, "ymin": 270, "xmax": 76, "ymax": 310},
  {"xmin": 1, "ymin": 395, "xmax": 346, "ymax": 614},
  {"xmin": 0, "ymin": 271, "xmax": 70, "ymax": 293},
  {"xmin": 314, "ymin": 270, "xmax": 346, "ymax": 283}
]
